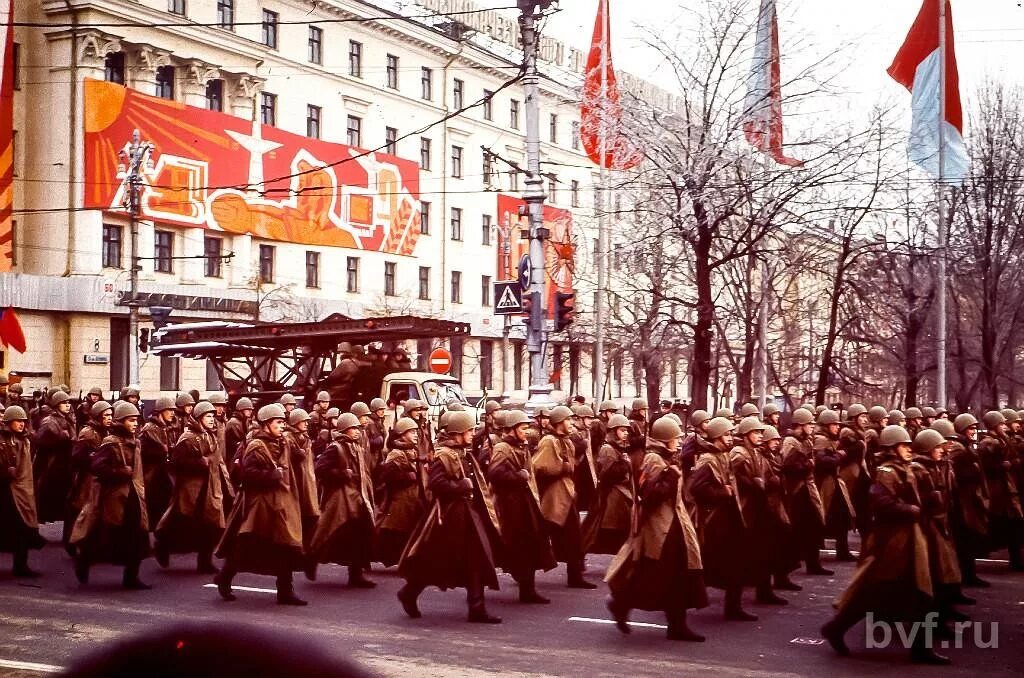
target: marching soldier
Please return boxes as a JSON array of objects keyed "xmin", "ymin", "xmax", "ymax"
[
  {"xmin": 397, "ymin": 411, "xmax": 503, "ymax": 624},
  {"xmin": 313, "ymin": 407, "xmax": 340, "ymax": 459},
  {"xmin": 215, "ymin": 404, "xmax": 307, "ymax": 606},
  {"xmin": 284, "ymin": 408, "xmax": 320, "ymax": 580},
  {"xmin": 977, "ymin": 411, "xmax": 1023, "ymax": 571},
  {"xmin": 678, "ymin": 409, "xmax": 711, "ymax": 477},
  {"xmin": 838, "ymin": 404, "xmax": 873, "ymax": 541},
  {"xmin": 367, "ymin": 398, "xmax": 388, "ymax": 476},
  {"xmin": 921, "ymin": 406, "xmax": 938, "ymax": 427},
  {"xmin": 815, "ymin": 409, "xmax": 856, "ymax": 561},
  {"xmin": 33, "ymin": 391, "xmax": 76, "ymax": 524},
  {"xmin": 948, "ymin": 413, "xmax": 991, "ymax": 587},
  {"xmin": 905, "ymin": 407, "xmax": 924, "ymax": 439},
  {"xmin": 70, "ymin": 402, "xmax": 151, "ymax": 590},
  {"xmin": 472, "ymin": 400, "xmax": 502, "ymax": 468},
  {"xmin": 375, "ymin": 418, "xmax": 428, "ymax": 567},
  {"xmin": 763, "ymin": 403, "xmax": 782, "ymax": 429},
  {"xmin": 865, "ymin": 406, "xmax": 889, "ymax": 473},
  {"xmin": 760, "ymin": 424, "xmax": 801, "ymax": 591},
  {"xmin": 487, "ymin": 410, "xmax": 557, "ymax": 604},
  {"xmin": 571, "ymin": 404, "xmax": 598, "ymax": 512},
  {"xmin": 64, "ymin": 401, "xmax": 112, "ymax": 553},
  {"xmin": 308, "ymin": 391, "xmax": 332, "ymax": 440},
  {"xmin": 154, "ymin": 401, "xmax": 228, "ymax": 574},
  {"xmin": 888, "ymin": 410, "xmax": 907, "ymax": 429},
  {"xmin": 822, "ymin": 426, "xmax": 950, "ymax": 665},
  {"xmin": 279, "ymin": 393, "xmax": 297, "ymax": 416},
  {"xmin": 0, "ymin": 406, "xmax": 45, "ymax": 577},
  {"xmin": 172, "ymin": 393, "xmax": 195, "ymax": 442},
  {"xmin": 627, "ymin": 399, "xmax": 649, "ymax": 466},
  {"xmin": 76, "ymin": 386, "xmax": 104, "ymax": 431},
  {"xmin": 138, "ymin": 397, "xmax": 177, "ymax": 529},
  {"xmin": 689, "ymin": 417, "xmax": 758, "ymax": 620},
  {"xmin": 590, "ymin": 401, "xmax": 619, "ymax": 472},
  {"xmin": 533, "ymin": 406, "xmax": 596, "ymax": 589},
  {"xmin": 224, "ymin": 397, "xmax": 254, "ymax": 473},
  {"xmin": 606, "ymin": 416, "xmax": 708, "ymax": 641},
  {"xmin": 582, "ymin": 413, "xmax": 634, "ymax": 556},
  {"xmin": 781, "ymin": 408, "xmax": 831, "ymax": 575},
  {"xmin": 308, "ymin": 413, "xmax": 376, "ymax": 588}
]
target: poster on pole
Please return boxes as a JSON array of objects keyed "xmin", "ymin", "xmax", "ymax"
[{"xmin": 0, "ymin": 0, "xmax": 15, "ymax": 272}]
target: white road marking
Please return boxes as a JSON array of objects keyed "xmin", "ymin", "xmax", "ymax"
[
  {"xmin": 0, "ymin": 658, "xmax": 63, "ymax": 673},
  {"xmin": 790, "ymin": 637, "xmax": 825, "ymax": 646},
  {"xmin": 821, "ymin": 548, "xmax": 1010, "ymax": 565},
  {"xmin": 201, "ymin": 583, "xmax": 278, "ymax": 594},
  {"xmin": 568, "ymin": 616, "xmax": 667, "ymax": 630}
]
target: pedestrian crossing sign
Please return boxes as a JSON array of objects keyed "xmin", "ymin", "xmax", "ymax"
[{"xmin": 493, "ymin": 281, "xmax": 523, "ymax": 315}]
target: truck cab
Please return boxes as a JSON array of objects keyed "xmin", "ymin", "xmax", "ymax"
[{"xmin": 382, "ymin": 372, "xmax": 481, "ymax": 429}]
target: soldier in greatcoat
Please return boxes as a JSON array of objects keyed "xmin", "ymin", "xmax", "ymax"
[
  {"xmin": 138, "ymin": 397, "xmax": 177, "ymax": 529},
  {"xmin": 815, "ymin": 409, "xmax": 856, "ymax": 561},
  {"xmin": 0, "ymin": 407, "xmax": 45, "ymax": 577},
  {"xmin": 947, "ymin": 413, "xmax": 991, "ymax": 588},
  {"xmin": 375, "ymin": 418, "xmax": 428, "ymax": 567},
  {"xmin": 581, "ymin": 413, "xmax": 634, "ymax": 556},
  {"xmin": 781, "ymin": 408, "xmax": 831, "ymax": 576},
  {"xmin": 33, "ymin": 391, "xmax": 76, "ymax": 524}
]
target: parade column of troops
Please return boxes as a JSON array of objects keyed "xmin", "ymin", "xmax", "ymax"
[{"xmin": 1, "ymin": 371, "xmax": 1022, "ymax": 665}]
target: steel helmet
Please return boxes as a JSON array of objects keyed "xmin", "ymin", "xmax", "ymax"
[
  {"xmin": 447, "ymin": 403, "xmax": 465, "ymax": 412},
  {"xmin": 762, "ymin": 403, "xmax": 780, "ymax": 417},
  {"xmin": 791, "ymin": 408, "xmax": 815, "ymax": 425},
  {"xmin": 650, "ymin": 416, "xmax": 681, "ymax": 442},
  {"xmin": 446, "ymin": 411, "xmax": 475, "ymax": 435},
  {"xmin": 279, "ymin": 394, "xmax": 297, "ymax": 406},
  {"xmin": 800, "ymin": 404, "xmax": 816, "ymax": 413},
  {"xmin": 921, "ymin": 406, "xmax": 937, "ymax": 418},
  {"xmin": 953, "ymin": 413, "xmax": 978, "ymax": 434},
  {"xmin": 762, "ymin": 425, "xmax": 782, "ymax": 442},
  {"xmin": 154, "ymin": 396, "xmax": 176, "ymax": 412},
  {"xmin": 87, "ymin": 386, "xmax": 103, "ymax": 397},
  {"xmin": 815, "ymin": 405, "xmax": 828, "ymax": 416},
  {"xmin": 847, "ymin": 404, "xmax": 867, "ymax": 419},
  {"xmin": 326, "ymin": 407, "xmax": 340, "ymax": 418},
  {"xmin": 930, "ymin": 419, "xmax": 956, "ymax": 439},
  {"xmin": 714, "ymin": 408, "xmax": 733, "ymax": 419},
  {"xmin": 288, "ymin": 408, "xmax": 311, "ymax": 425},
  {"xmin": 51, "ymin": 391, "xmax": 70, "ymax": 406},
  {"xmin": 982, "ymin": 410, "xmax": 1006, "ymax": 429},
  {"xmin": 904, "ymin": 407, "xmax": 923, "ymax": 420},
  {"xmin": 817, "ymin": 410, "xmax": 840, "ymax": 426},
  {"xmin": 113, "ymin": 402, "xmax": 140, "ymax": 421},
  {"xmin": 576, "ymin": 405, "xmax": 595, "ymax": 418},
  {"xmin": 505, "ymin": 410, "xmax": 530, "ymax": 428},
  {"xmin": 90, "ymin": 400, "xmax": 113, "ymax": 418},
  {"xmin": 3, "ymin": 405, "xmax": 27, "ymax": 422},
  {"xmin": 176, "ymin": 393, "xmax": 195, "ymax": 408},
  {"xmin": 193, "ymin": 401, "xmax": 216, "ymax": 419},
  {"xmin": 690, "ymin": 409, "xmax": 711, "ymax": 427},
  {"xmin": 706, "ymin": 417, "xmax": 734, "ymax": 440},
  {"xmin": 8, "ymin": 383, "xmax": 22, "ymax": 394},
  {"xmin": 208, "ymin": 392, "xmax": 228, "ymax": 405},
  {"xmin": 737, "ymin": 416, "xmax": 766, "ymax": 436},
  {"xmin": 350, "ymin": 401, "xmax": 371, "ymax": 417},
  {"xmin": 999, "ymin": 408, "xmax": 1019, "ymax": 424},
  {"xmin": 599, "ymin": 400, "xmax": 619, "ymax": 413},
  {"xmin": 868, "ymin": 406, "xmax": 888, "ymax": 423},
  {"xmin": 879, "ymin": 424, "xmax": 912, "ymax": 447},
  {"xmin": 122, "ymin": 387, "xmax": 141, "ymax": 399},
  {"xmin": 631, "ymin": 398, "xmax": 648, "ymax": 411},
  {"xmin": 336, "ymin": 412, "xmax": 361, "ymax": 431},
  {"xmin": 235, "ymin": 397, "xmax": 255, "ymax": 412},
  {"xmin": 739, "ymin": 403, "xmax": 760, "ymax": 418},
  {"xmin": 548, "ymin": 406, "xmax": 574, "ymax": 425},
  {"xmin": 370, "ymin": 398, "xmax": 387, "ymax": 411},
  {"xmin": 607, "ymin": 413, "xmax": 630, "ymax": 429},
  {"xmin": 257, "ymin": 403, "xmax": 287, "ymax": 423},
  {"xmin": 484, "ymin": 400, "xmax": 501, "ymax": 415},
  {"xmin": 404, "ymin": 399, "xmax": 425, "ymax": 412},
  {"xmin": 438, "ymin": 410, "xmax": 453, "ymax": 430},
  {"xmin": 913, "ymin": 429, "xmax": 946, "ymax": 455},
  {"xmin": 393, "ymin": 418, "xmax": 419, "ymax": 436},
  {"xmin": 888, "ymin": 409, "xmax": 906, "ymax": 424},
  {"xmin": 664, "ymin": 413, "xmax": 682, "ymax": 425},
  {"xmin": 316, "ymin": 390, "xmax": 331, "ymax": 403}
]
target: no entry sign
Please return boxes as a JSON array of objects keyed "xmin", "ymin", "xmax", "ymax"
[{"xmin": 429, "ymin": 347, "xmax": 452, "ymax": 374}]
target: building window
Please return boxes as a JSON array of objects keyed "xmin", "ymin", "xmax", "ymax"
[
  {"xmin": 262, "ymin": 10, "xmax": 279, "ymax": 49},
  {"xmin": 483, "ymin": 151, "xmax": 495, "ymax": 185},
  {"xmin": 549, "ymin": 113, "xmax": 558, "ymax": 143},
  {"xmin": 216, "ymin": 0, "xmax": 234, "ymax": 29},
  {"xmin": 481, "ymin": 275, "xmax": 491, "ymax": 306},
  {"xmin": 258, "ymin": 244, "xmax": 275, "ymax": 283},
  {"xmin": 483, "ymin": 89, "xmax": 493, "ymax": 120},
  {"xmin": 547, "ymin": 174, "xmax": 557, "ymax": 203},
  {"xmin": 418, "ymin": 266, "xmax": 430, "ymax": 300},
  {"xmin": 481, "ymin": 214, "xmax": 492, "ymax": 245},
  {"xmin": 348, "ymin": 40, "xmax": 362, "ymax": 77},
  {"xmin": 346, "ymin": 115, "xmax": 361, "ymax": 147},
  {"xmin": 480, "ymin": 340, "xmax": 493, "ymax": 390},
  {"xmin": 453, "ymin": 78, "xmax": 464, "ymax": 109},
  {"xmin": 154, "ymin": 230, "xmax": 174, "ymax": 273},
  {"xmin": 168, "ymin": 0, "xmax": 186, "ymax": 16},
  {"xmin": 260, "ymin": 92, "xmax": 276, "ymax": 126},
  {"xmin": 104, "ymin": 52, "xmax": 125, "ymax": 84},
  {"xmin": 159, "ymin": 356, "xmax": 180, "ymax": 391},
  {"xmin": 421, "ymin": 67, "xmax": 433, "ymax": 100},
  {"xmin": 346, "ymin": 257, "xmax": 359, "ymax": 293},
  {"xmin": 102, "ymin": 224, "xmax": 122, "ymax": 268},
  {"xmin": 571, "ymin": 121, "xmax": 581, "ymax": 150},
  {"xmin": 420, "ymin": 138, "xmax": 432, "ymax": 170},
  {"xmin": 386, "ymin": 54, "xmax": 399, "ymax": 89},
  {"xmin": 450, "ymin": 207, "xmax": 462, "ymax": 241},
  {"xmin": 450, "ymin": 271, "xmax": 462, "ymax": 304},
  {"xmin": 155, "ymin": 66, "xmax": 175, "ymax": 100},
  {"xmin": 510, "ymin": 99, "xmax": 520, "ymax": 129},
  {"xmin": 308, "ymin": 26, "xmax": 323, "ymax": 64},
  {"xmin": 385, "ymin": 126, "xmax": 398, "ymax": 155},
  {"xmin": 451, "ymin": 336, "xmax": 464, "ymax": 380},
  {"xmin": 306, "ymin": 105, "xmax": 321, "ymax": 139},
  {"xmin": 451, "ymin": 145, "xmax": 463, "ymax": 178},
  {"xmin": 384, "ymin": 261, "xmax": 397, "ymax": 296},
  {"xmin": 509, "ymin": 169, "xmax": 520, "ymax": 192},
  {"xmin": 305, "ymin": 251, "xmax": 320, "ymax": 288},
  {"xmin": 514, "ymin": 341, "xmax": 523, "ymax": 390},
  {"xmin": 204, "ymin": 236, "xmax": 223, "ymax": 278},
  {"xmin": 420, "ymin": 201, "xmax": 431, "ymax": 236},
  {"xmin": 205, "ymin": 79, "xmax": 223, "ymax": 111},
  {"xmin": 571, "ymin": 180, "xmax": 580, "ymax": 207}
]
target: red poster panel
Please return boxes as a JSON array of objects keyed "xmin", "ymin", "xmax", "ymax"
[
  {"xmin": 0, "ymin": 1, "xmax": 14, "ymax": 272},
  {"xmin": 495, "ymin": 194, "xmax": 574, "ymax": 319},
  {"xmin": 83, "ymin": 79, "xmax": 422, "ymax": 254}
]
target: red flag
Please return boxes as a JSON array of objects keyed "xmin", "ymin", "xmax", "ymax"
[
  {"xmin": 580, "ymin": 0, "xmax": 640, "ymax": 170},
  {"xmin": 0, "ymin": 307, "xmax": 26, "ymax": 353},
  {"xmin": 0, "ymin": 1, "xmax": 14, "ymax": 270},
  {"xmin": 742, "ymin": 0, "xmax": 802, "ymax": 167}
]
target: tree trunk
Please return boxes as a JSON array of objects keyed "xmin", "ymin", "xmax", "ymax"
[
  {"xmin": 815, "ymin": 246, "xmax": 849, "ymax": 406},
  {"xmin": 689, "ymin": 200, "xmax": 714, "ymax": 411}
]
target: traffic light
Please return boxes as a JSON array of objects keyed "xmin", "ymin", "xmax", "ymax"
[
  {"xmin": 555, "ymin": 291, "xmax": 575, "ymax": 331},
  {"xmin": 521, "ymin": 291, "xmax": 542, "ymax": 327},
  {"xmin": 139, "ymin": 328, "xmax": 151, "ymax": 353}
]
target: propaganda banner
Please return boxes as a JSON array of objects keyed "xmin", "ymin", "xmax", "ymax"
[
  {"xmin": 83, "ymin": 79, "xmax": 423, "ymax": 254},
  {"xmin": 495, "ymin": 194, "xmax": 573, "ymax": 319},
  {"xmin": 0, "ymin": 0, "xmax": 14, "ymax": 272}
]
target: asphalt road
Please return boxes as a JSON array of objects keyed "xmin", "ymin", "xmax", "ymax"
[{"xmin": 0, "ymin": 524, "xmax": 1021, "ymax": 677}]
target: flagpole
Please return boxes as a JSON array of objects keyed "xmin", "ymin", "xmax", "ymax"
[
  {"xmin": 593, "ymin": 0, "xmax": 609, "ymax": 403},
  {"xmin": 936, "ymin": 0, "xmax": 948, "ymax": 408}
]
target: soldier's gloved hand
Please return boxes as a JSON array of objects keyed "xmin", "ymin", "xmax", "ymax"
[
  {"xmin": 406, "ymin": 471, "xmax": 418, "ymax": 482},
  {"xmin": 458, "ymin": 477, "xmax": 474, "ymax": 493},
  {"xmin": 517, "ymin": 469, "xmax": 530, "ymax": 481},
  {"xmin": 344, "ymin": 468, "xmax": 355, "ymax": 480},
  {"xmin": 6, "ymin": 466, "xmax": 16, "ymax": 480},
  {"xmin": 271, "ymin": 467, "xmax": 284, "ymax": 481},
  {"xmin": 754, "ymin": 477, "xmax": 766, "ymax": 489},
  {"xmin": 201, "ymin": 456, "xmax": 210, "ymax": 467},
  {"xmin": 120, "ymin": 465, "xmax": 133, "ymax": 477}
]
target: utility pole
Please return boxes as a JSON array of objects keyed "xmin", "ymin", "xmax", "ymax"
[
  {"xmin": 935, "ymin": 0, "xmax": 948, "ymax": 409},
  {"xmin": 518, "ymin": 0, "xmax": 554, "ymax": 407},
  {"xmin": 120, "ymin": 129, "xmax": 152, "ymax": 388}
]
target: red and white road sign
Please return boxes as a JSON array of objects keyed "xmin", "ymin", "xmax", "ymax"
[{"xmin": 428, "ymin": 347, "xmax": 452, "ymax": 374}]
